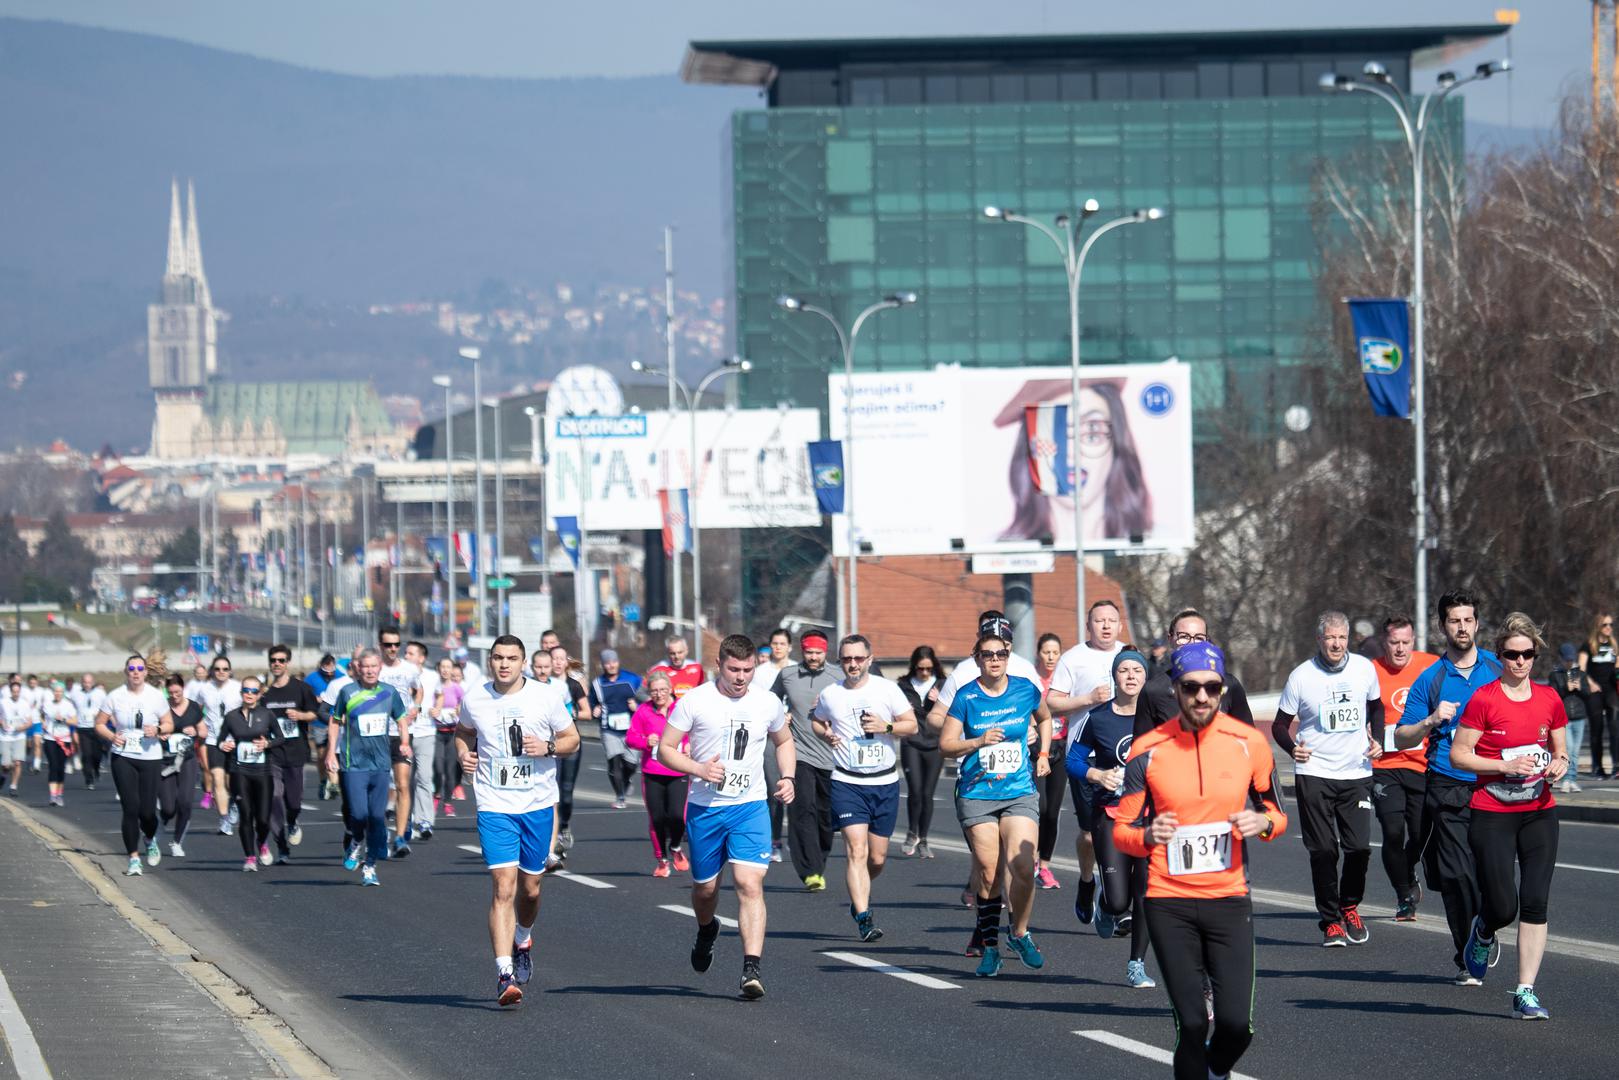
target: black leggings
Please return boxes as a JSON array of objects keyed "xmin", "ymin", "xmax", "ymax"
[
  {"xmin": 234, "ymin": 770, "xmax": 273, "ymax": 859},
  {"xmin": 1035, "ymin": 750, "xmax": 1068, "ymax": 861},
  {"xmin": 78, "ymin": 730, "xmax": 103, "ymax": 784},
  {"xmin": 1471, "ymin": 807, "xmax": 1558, "ymax": 932},
  {"xmin": 44, "ymin": 741, "xmax": 68, "ymax": 784},
  {"xmin": 556, "ymin": 749, "xmax": 581, "ymax": 830},
  {"xmin": 642, "ymin": 773, "xmax": 689, "ymax": 860},
  {"xmin": 1590, "ymin": 686, "xmax": 1619, "ymax": 773},
  {"xmin": 434, "ymin": 728, "xmax": 459, "ymax": 799},
  {"xmin": 900, "ymin": 742, "xmax": 943, "ymax": 839},
  {"xmin": 158, "ymin": 757, "xmax": 198, "ymax": 843},
  {"xmin": 606, "ymin": 752, "xmax": 636, "ymax": 800},
  {"xmin": 1146, "ymin": 895, "xmax": 1256, "ymax": 1080},
  {"xmin": 111, "ymin": 755, "xmax": 161, "ymax": 854},
  {"xmin": 1372, "ymin": 768, "xmax": 1426, "ymax": 899},
  {"xmin": 1093, "ymin": 805, "xmax": 1150, "ymax": 962}
]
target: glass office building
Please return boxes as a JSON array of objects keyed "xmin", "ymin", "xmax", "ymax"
[{"xmin": 684, "ymin": 26, "xmax": 1504, "ymax": 431}]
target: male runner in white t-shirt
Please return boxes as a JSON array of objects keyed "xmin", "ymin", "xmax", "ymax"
[
  {"xmin": 457, "ymin": 633, "xmax": 577, "ymax": 1007},
  {"xmin": 196, "ymin": 656, "xmax": 242, "ymax": 834},
  {"xmin": 658, "ymin": 633, "xmax": 796, "ymax": 1000},
  {"xmin": 377, "ymin": 627, "xmax": 422, "ymax": 857}
]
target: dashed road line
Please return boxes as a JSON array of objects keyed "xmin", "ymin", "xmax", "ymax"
[
  {"xmin": 1075, "ymin": 1030, "xmax": 1260, "ymax": 1079},
  {"xmin": 822, "ymin": 950, "xmax": 959, "ymax": 990},
  {"xmin": 0, "ymin": 956, "xmax": 51, "ymax": 1080},
  {"xmin": 658, "ymin": 903, "xmax": 738, "ymax": 928}
]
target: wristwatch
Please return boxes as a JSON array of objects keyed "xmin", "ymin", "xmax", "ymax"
[
  {"xmin": 1259, "ymin": 817, "xmax": 1276, "ymax": 840},
  {"xmin": 884, "ymin": 720, "xmax": 894, "ymax": 734},
  {"xmin": 545, "ymin": 739, "xmax": 557, "ymax": 758}
]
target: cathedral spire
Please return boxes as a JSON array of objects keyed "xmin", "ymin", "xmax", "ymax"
[
  {"xmin": 185, "ymin": 179, "xmax": 211, "ymax": 307},
  {"xmin": 165, "ymin": 177, "xmax": 185, "ymax": 278}
]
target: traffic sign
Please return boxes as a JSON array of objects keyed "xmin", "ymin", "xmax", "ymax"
[
  {"xmin": 486, "ymin": 577, "xmax": 515, "ymax": 590},
  {"xmin": 623, "ymin": 603, "xmax": 642, "ymax": 623},
  {"xmin": 189, "ymin": 634, "xmax": 210, "ymax": 654},
  {"xmin": 429, "ymin": 600, "xmax": 445, "ymax": 615}
]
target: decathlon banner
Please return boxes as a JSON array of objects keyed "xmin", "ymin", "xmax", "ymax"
[
  {"xmin": 1347, "ymin": 298, "xmax": 1412, "ymax": 419},
  {"xmin": 827, "ymin": 361, "xmax": 1193, "ymax": 556}
]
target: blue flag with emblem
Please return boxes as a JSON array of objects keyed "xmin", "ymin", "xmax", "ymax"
[
  {"xmin": 1347, "ymin": 298, "xmax": 1411, "ymax": 419},
  {"xmin": 554, "ymin": 516, "xmax": 581, "ymax": 568},
  {"xmin": 807, "ymin": 440, "xmax": 845, "ymax": 515}
]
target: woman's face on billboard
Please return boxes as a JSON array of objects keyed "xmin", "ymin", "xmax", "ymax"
[{"xmin": 1054, "ymin": 387, "xmax": 1114, "ymax": 523}]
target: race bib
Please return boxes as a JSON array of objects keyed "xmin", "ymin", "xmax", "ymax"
[
  {"xmin": 167, "ymin": 734, "xmax": 193, "ymax": 756},
  {"xmin": 236, "ymin": 742, "xmax": 265, "ymax": 765},
  {"xmin": 357, "ymin": 714, "xmax": 387, "ymax": 738},
  {"xmin": 1502, "ymin": 743, "xmax": 1551, "ymax": 776},
  {"xmin": 50, "ymin": 721, "xmax": 71, "ymax": 739},
  {"xmin": 717, "ymin": 767, "xmax": 751, "ymax": 798},
  {"xmin": 979, "ymin": 740, "xmax": 1023, "ymax": 776},
  {"xmin": 1320, "ymin": 695, "xmax": 1364, "ymax": 733},
  {"xmin": 1167, "ymin": 821, "xmax": 1234, "ymax": 877},
  {"xmin": 605, "ymin": 712, "xmax": 631, "ymax": 732},
  {"xmin": 278, "ymin": 715, "xmax": 301, "ymax": 739},
  {"xmin": 490, "ymin": 755, "xmax": 537, "ymax": 790},
  {"xmin": 851, "ymin": 738, "xmax": 887, "ymax": 769}
]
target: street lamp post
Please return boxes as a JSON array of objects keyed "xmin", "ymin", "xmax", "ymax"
[
  {"xmin": 486, "ymin": 396, "xmax": 507, "ymax": 635},
  {"xmin": 459, "ymin": 346, "xmax": 486, "ymax": 637},
  {"xmin": 663, "ymin": 226, "xmax": 684, "ymax": 654},
  {"xmin": 433, "ymin": 374, "xmax": 455, "ymax": 639},
  {"xmin": 524, "ymin": 405, "xmax": 551, "ymax": 609},
  {"xmin": 982, "ymin": 203, "xmax": 1163, "ymax": 645},
  {"xmin": 776, "ymin": 292, "xmax": 919, "ymax": 637},
  {"xmin": 631, "ymin": 356, "xmax": 752, "ymax": 665},
  {"xmin": 1320, "ymin": 57, "xmax": 1510, "ymax": 651},
  {"xmin": 570, "ymin": 410, "xmax": 594, "ymax": 688}
]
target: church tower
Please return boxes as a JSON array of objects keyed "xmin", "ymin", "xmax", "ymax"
[{"xmin": 148, "ymin": 178, "xmax": 217, "ymax": 457}]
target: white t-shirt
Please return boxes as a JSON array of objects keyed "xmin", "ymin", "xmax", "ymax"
[
  {"xmin": 1050, "ymin": 641, "xmax": 1124, "ymax": 751},
  {"xmin": 750, "ymin": 660, "xmax": 788, "ymax": 692},
  {"xmin": 379, "ymin": 660, "xmax": 422, "ymax": 736},
  {"xmin": 104, "ymin": 685, "xmax": 170, "ymax": 761},
  {"xmin": 69, "ymin": 685, "xmax": 106, "ymax": 728},
  {"xmin": 666, "ymin": 681, "xmax": 788, "ymax": 808},
  {"xmin": 0, "ymin": 695, "xmax": 32, "ymax": 737},
  {"xmin": 458, "ymin": 676, "xmax": 574, "ymax": 816},
  {"xmin": 42, "ymin": 700, "xmax": 77, "ymax": 739},
  {"xmin": 1279, "ymin": 653, "xmax": 1381, "ymax": 780},
  {"xmin": 462, "ymin": 659, "xmax": 484, "ymax": 687},
  {"xmin": 197, "ymin": 680, "xmax": 242, "ymax": 746},
  {"xmin": 813, "ymin": 676, "xmax": 912, "ymax": 785},
  {"xmin": 319, "ymin": 674, "xmax": 354, "ymax": 710},
  {"xmin": 183, "ymin": 679, "xmax": 208, "ymax": 703},
  {"xmin": 412, "ymin": 667, "xmax": 442, "ymax": 738},
  {"xmin": 24, "ymin": 686, "xmax": 48, "ymax": 713},
  {"xmin": 938, "ymin": 652, "xmax": 1041, "ymax": 710}
]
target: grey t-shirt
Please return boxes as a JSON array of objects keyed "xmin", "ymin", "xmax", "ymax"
[{"xmin": 772, "ymin": 663, "xmax": 839, "ymax": 771}]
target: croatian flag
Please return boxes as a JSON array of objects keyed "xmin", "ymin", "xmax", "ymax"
[
  {"xmin": 658, "ymin": 488, "xmax": 692, "ymax": 557},
  {"xmin": 1025, "ymin": 403, "xmax": 1074, "ymax": 496}
]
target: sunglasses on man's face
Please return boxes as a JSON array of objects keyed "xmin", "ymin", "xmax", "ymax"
[
  {"xmin": 381, "ymin": 641, "xmax": 401, "ymax": 648},
  {"xmin": 1177, "ymin": 679, "xmax": 1224, "ymax": 699},
  {"xmin": 839, "ymin": 654, "xmax": 870, "ymax": 664},
  {"xmin": 269, "ymin": 657, "xmax": 289, "ymax": 664}
]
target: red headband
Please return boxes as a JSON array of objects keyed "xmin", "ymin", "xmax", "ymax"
[{"xmin": 802, "ymin": 633, "xmax": 829, "ymax": 650}]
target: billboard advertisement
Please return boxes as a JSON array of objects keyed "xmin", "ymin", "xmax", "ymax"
[
  {"xmin": 545, "ymin": 408, "xmax": 822, "ymax": 531},
  {"xmin": 827, "ymin": 362, "xmax": 1193, "ymax": 556}
]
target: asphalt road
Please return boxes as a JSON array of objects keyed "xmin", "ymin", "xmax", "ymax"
[{"xmin": 20, "ymin": 755, "xmax": 1619, "ymax": 1080}]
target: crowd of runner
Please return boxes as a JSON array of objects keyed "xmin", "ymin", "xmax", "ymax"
[{"xmin": 0, "ymin": 589, "xmax": 1577, "ymax": 1078}]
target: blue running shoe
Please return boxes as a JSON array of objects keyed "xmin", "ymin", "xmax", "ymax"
[
  {"xmin": 497, "ymin": 971, "xmax": 522, "ymax": 1007},
  {"xmin": 361, "ymin": 865, "xmax": 380, "ymax": 887},
  {"xmin": 393, "ymin": 837, "xmax": 412, "ymax": 859},
  {"xmin": 1096, "ymin": 904, "xmax": 1117, "ymax": 940},
  {"xmin": 1006, "ymin": 932, "xmax": 1044, "ymax": 970},
  {"xmin": 855, "ymin": 911, "xmax": 884, "ymax": 943},
  {"xmin": 513, "ymin": 942, "xmax": 533, "ymax": 986},
  {"xmin": 1512, "ymin": 987, "xmax": 1549, "ymax": 1020},
  {"xmin": 1126, "ymin": 959, "xmax": 1157, "ymax": 989},
  {"xmin": 343, "ymin": 844, "xmax": 361, "ymax": 872},
  {"xmin": 1464, "ymin": 917, "xmax": 1493, "ymax": 982},
  {"xmin": 975, "ymin": 945, "xmax": 1003, "ymax": 978}
]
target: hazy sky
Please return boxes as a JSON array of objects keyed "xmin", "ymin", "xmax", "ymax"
[{"xmin": 0, "ymin": 1, "xmax": 1588, "ymax": 129}]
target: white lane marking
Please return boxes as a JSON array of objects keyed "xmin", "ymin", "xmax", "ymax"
[
  {"xmin": 553, "ymin": 870, "xmax": 615, "ymax": 889},
  {"xmin": 0, "ymin": 960, "xmax": 51, "ymax": 1080},
  {"xmin": 1368, "ymin": 839, "xmax": 1618, "ymax": 876},
  {"xmin": 1076, "ymin": 1030, "xmax": 1260, "ymax": 1079},
  {"xmin": 822, "ymin": 950, "xmax": 959, "ymax": 990},
  {"xmin": 457, "ymin": 844, "xmax": 482, "ymax": 855},
  {"xmin": 658, "ymin": 903, "xmax": 738, "ymax": 928}
]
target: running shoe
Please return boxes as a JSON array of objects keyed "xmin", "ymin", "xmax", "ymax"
[
  {"xmin": 1036, "ymin": 864, "xmax": 1061, "ymax": 890},
  {"xmin": 288, "ymin": 825, "xmax": 303, "ymax": 847},
  {"xmin": 804, "ymin": 873, "xmax": 826, "ymax": 892},
  {"xmin": 201, "ymin": 792, "xmax": 214, "ymax": 810},
  {"xmin": 916, "ymin": 840, "xmax": 934, "ymax": 859},
  {"xmin": 855, "ymin": 911, "xmax": 884, "ymax": 943},
  {"xmin": 452, "ymin": 784, "xmax": 466, "ymax": 800},
  {"xmin": 416, "ymin": 825, "xmax": 433, "ymax": 841},
  {"xmin": 1464, "ymin": 917, "xmax": 1494, "ymax": 981},
  {"xmin": 1512, "ymin": 987, "xmax": 1550, "ymax": 1020},
  {"xmin": 1115, "ymin": 913, "xmax": 1134, "ymax": 937},
  {"xmin": 259, "ymin": 844, "xmax": 274, "ymax": 867},
  {"xmin": 5, "ymin": 786, "xmax": 16, "ymax": 798},
  {"xmin": 513, "ymin": 942, "xmax": 533, "ymax": 986},
  {"xmin": 1453, "ymin": 968, "xmax": 1483, "ymax": 987},
  {"xmin": 740, "ymin": 960, "xmax": 765, "ymax": 1000},
  {"xmin": 975, "ymin": 945, "xmax": 1003, "ymax": 978},
  {"xmin": 49, "ymin": 794, "xmax": 63, "ymax": 807},
  {"xmin": 393, "ymin": 837, "xmax": 412, "ymax": 859},
  {"xmin": 1126, "ymin": 959, "xmax": 1157, "ymax": 989},
  {"xmin": 1394, "ymin": 896, "xmax": 1419, "ymax": 922},
  {"xmin": 169, "ymin": 842, "xmax": 186, "ymax": 858},
  {"xmin": 125, "ymin": 856, "xmax": 143, "ymax": 876},
  {"xmin": 227, "ymin": 803, "xmax": 239, "ymax": 826},
  {"xmin": 770, "ymin": 843, "xmax": 783, "ymax": 863},
  {"xmin": 672, "ymin": 848, "xmax": 690, "ymax": 873},
  {"xmin": 1006, "ymin": 931, "xmax": 1044, "ymax": 970},
  {"xmin": 242, "ymin": 857, "xmax": 258, "ymax": 873},
  {"xmin": 442, "ymin": 802, "xmax": 456, "ymax": 818},
  {"xmin": 361, "ymin": 865, "xmax": 380, "ymax": 886},
  {"xmin": 343, "ymin": 844, "xmax": 362, "ymax": 872},
  {"xmin": 217, "ymin": 819, "xmax": 233, "ymax": 836},
  {"xmin": 1096, "ymin": 904, "xmax": 1118, "ymax": 940},
  {"xmin": 901, "ymin": 832, "xmax": 919, "ymax": 856},
  {"xmin": 960, "ymin": 888, "xmax": 976, "ymax": 908},
  {"xmin": 277, "ymin": 852, "xmax": 293, "ymax": 866},
  {"xmin": 1075, "ymin": 877, "xmax": 1096, "ymax": 924},
  {"xmin": 1322, "ymin": 923, "xmax": 1349, "ymax": 947},
  {"xmin": 146, "ymin": 839, "xmax": 162, "ymax": 867},
  {"xmin": 1342, "ymin": 905, "xmax": 1369, "ymax": 944},
  {"xmin": 691, "ymin": 919, "xmax": 719, "ymax": 973},
  {"xmin": 965, "ymin": 927, "xmax": 984, "ymax": 957},
  {"xmin": 653, "ymin": 859, "xmax": 672, "ymax": 878},
  {"xmin": 558, "ymin": 829, "xmax": 575, "ymax": 851},
  {"xmin": 612, "ymin": 797, "xmax": 627, "ymax": 810},
  {"xmin": 497, "ymin": 971, "xmax": 522, "ymax": 1007}
]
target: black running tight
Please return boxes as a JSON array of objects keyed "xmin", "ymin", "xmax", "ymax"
[
  {"xmin": 642, "ymin": 773, "xmax": 688, "ymax": 860},
  {"xmin": 111, "ymin": 755, "xmax": 161, "ymax": 854},
  {"xmin": 234, "ymin": 770, "xmax": 273, "ymax": 859},
  {"xmin": 901, "ymin": 742, "xmax": 943, "ymax": 839},
  {"xmin": 1093, "ymin": 806, "xmax": 1150, "ymax": 962},
  {"xmin": 1146, "ymin": 895, "xmax": 1256, "ymax": 1080},
  {"xmin": 1471, "ymin": 806, "xmax": 1558, "ymax": 932},
  {"xmin": 1035, "ymin": 750, "xmax": 1068, "ymax": 861},
  {"xmin": 158, "ymin": 757, "xmax": 198, "ymax": 843}
]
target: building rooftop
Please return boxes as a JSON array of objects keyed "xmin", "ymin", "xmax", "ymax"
[
  {"xmin": 205, "ymin": 381, "xmax": 394, "ymax": 456},
  {"xmin": 683, "ymin": 24, "xmax": 1509, "ymax": 88}
]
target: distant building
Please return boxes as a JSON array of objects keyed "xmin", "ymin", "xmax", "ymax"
[{"xmin": 146, "ymin": 179, "xmax": 406, "ymax": 461}]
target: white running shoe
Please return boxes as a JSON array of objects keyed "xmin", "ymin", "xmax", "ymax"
[{"xmin": 170, "ymin": 842, "xmax": 186, "ymax": 858}]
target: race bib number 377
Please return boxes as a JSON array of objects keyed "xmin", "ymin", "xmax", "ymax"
[{"xmin": 1167, "ymin": 822, "xmax": 1233, "ymax": 876}]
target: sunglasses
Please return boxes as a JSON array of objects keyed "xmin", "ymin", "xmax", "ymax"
[
  {"xmin": 212, "ymin": 667, "xmax": 230, "ymax": 674},
  {"xmin": 241, "ymin": 687, "xmax": 262, "ymax": 695},
  {"xmin": 381, "ymin": 641, "xmax": 401, "ymax": 648},
  {"xmin": 976, "ymin": 649, "xmax": 1012, "ymax": 661},
  {"xmin": 1177, "ymin": 679, "xmax": 1224, "ymax": 699},
  {"xmin": 914, "ymin": 665, "xmax": 935, "ymax": 673},
  {"xmin": 268, "ymin": 656, "xmax": 289, "ymax": 664},
  {"xmin": 839, "ymin": 654, "xmax": 870, "ymax": 664},
  {"xmin": 126, "ymin": 665, "xmax": 146, "ymax": 673},
  {"xmin": 1500, "ymin": 649, "xmax": 1537, "ymax": 662}
]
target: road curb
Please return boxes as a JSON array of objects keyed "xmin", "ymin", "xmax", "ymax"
[
  {"xmin": 1277, "ymin": 780, "xmax": 1619, "ymax": 825},
  {"xmin": 0, "ymin": 798, "xmax": 338, "ymax": 1080}
]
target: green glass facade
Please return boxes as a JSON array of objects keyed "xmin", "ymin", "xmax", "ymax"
[{"xmin": 730, "ymin": 94, "xmax": 1461, "ymax": 431}]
